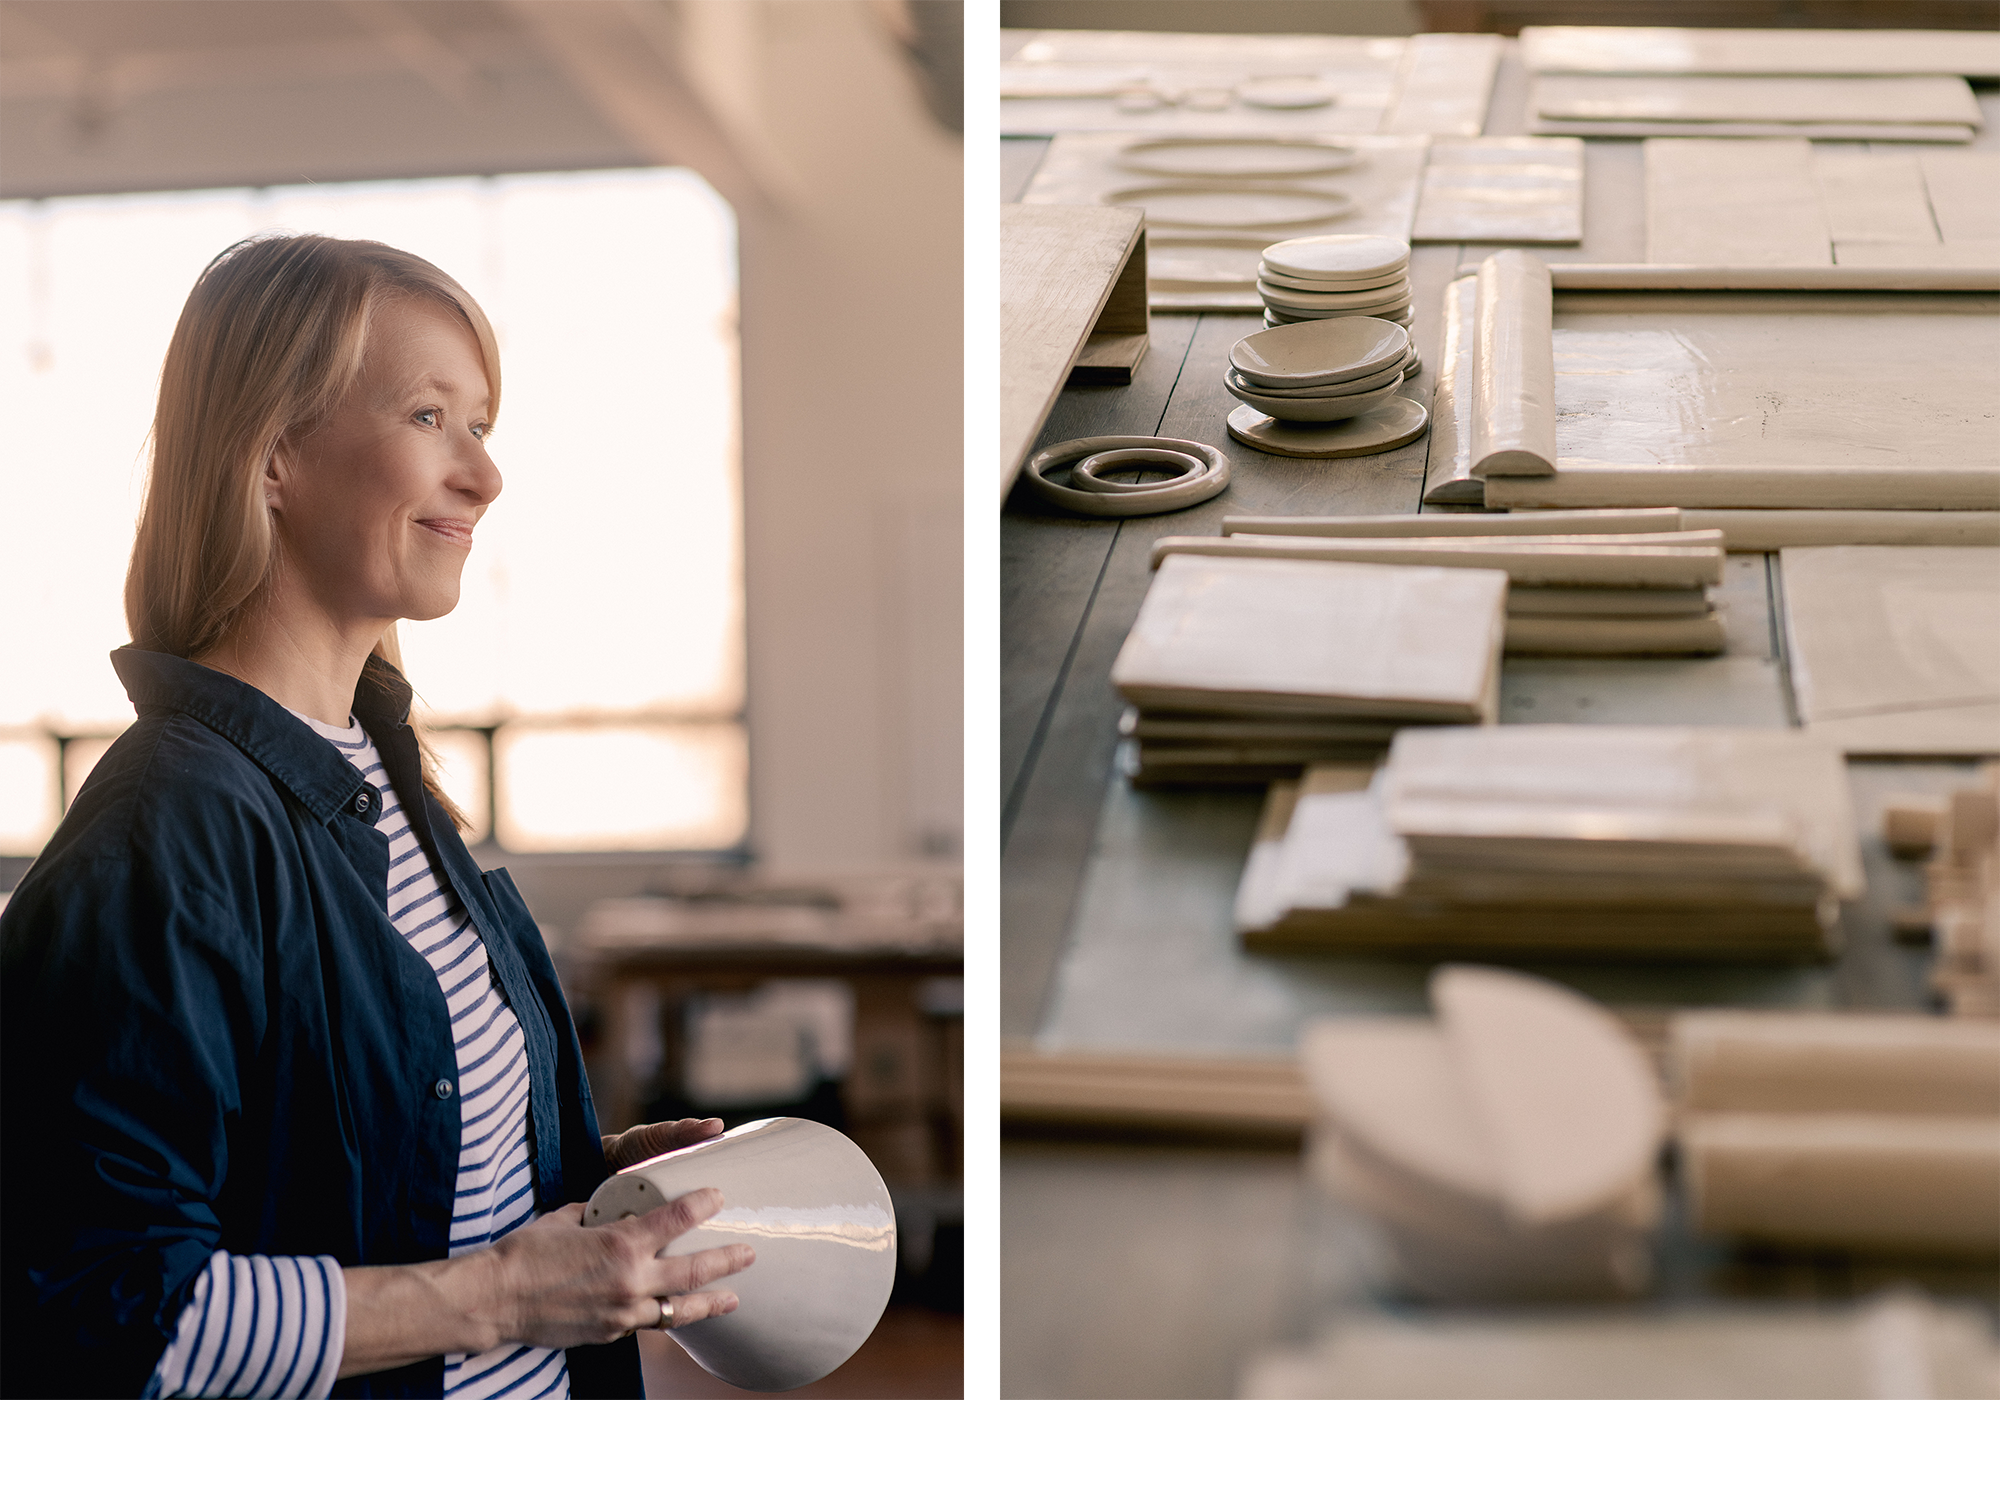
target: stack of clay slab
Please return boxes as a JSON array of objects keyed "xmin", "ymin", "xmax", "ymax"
[
  {"xmin": 1301, "ymin": 965, "xmax": 1667, "ymax": 1301},
  {"xmin": 1240, "ymin": 1289, "xmax": 2000, "ymax": 1398},
  {"xmin": 1905, "ymin": 768, "xmax": 2000, "ymax": 1017},
  {"xmin": 1157, "ymin": 506, "xmax": 1728, "ymax": 656},
  {"xmin": 1257, "ymin": 233, "xmax": 1413, "ymax": 331},
  {"xmin": 1671, "ymin": 1012, "xmax": 2000, "ymax": 1258},
  {"xmin": 1237, "ymin": 725, "xmax": 1864, "ymax": 959},
  {"xmin": 1109, "ymin": 552, "xmax": 1507, "ymax": 788}
]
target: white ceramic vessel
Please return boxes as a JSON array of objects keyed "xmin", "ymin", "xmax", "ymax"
[
  {"xmin": 1230, "ymin": 317, "xmax": 1409, "ymax": 388},
  {"xmin": 583, "ymin": 1117, "xmax": 897, "ymax": 1392},
  {"xmin": 1226, "ymin": 367, "xmax": 1404, "ymax": 420},
  {"xmin": 1261, "ymin": 233, "xmax": 1412, "ymax": 282}
]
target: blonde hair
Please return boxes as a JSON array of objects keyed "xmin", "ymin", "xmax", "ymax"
[{"xmin": 125, "ymin": 233, "xmax": 500, "ymax": 830}]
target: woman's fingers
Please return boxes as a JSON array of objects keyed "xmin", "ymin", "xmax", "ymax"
[
  {"xmin": 630, "ymin": 1186, "xmax": 724, "ymax": 1247},
  {"xmin": 658, "ymin": 1289, "xmax": 741, "ymax": 1330},
  {"xmin": 655, "ymin": 1241, "xmax": 756, "ymax": 1296},
  {"xmin": 603, "ymin": 1117, "xmax": 725, "ymax": 1170}
]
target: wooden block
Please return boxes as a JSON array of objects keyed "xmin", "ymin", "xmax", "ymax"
[
  {"xmin": 999, "ymin": 1048, "xmax": 1314, "ymax": 1135},
  {"xmin": 1682, "ymin": 1112, "xmax": 2000, "ymax": 1255},
  {"xmin": 1001, "ymin": 203, "xmax": 1147, "ymax": 496},
  {"xmin": 1883, "ymin": 797, "xmax": 1946, "ymax": 857},
  {"xmin": 1672, "ymin": 1012, "xmax": 2000, "ymax": 1117},
  {"xmin": 1644, "ymin": 140, "xmax": 1829, "ymax": 267},
  {"xmin": 1433, "ymin": 965, "xmax": 1666, "ymax": 1226}
]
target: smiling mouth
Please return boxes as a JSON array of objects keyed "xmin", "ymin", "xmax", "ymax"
[{"xmin": 415, "ymin": 518, "xmax": 474, "ymax": 546}]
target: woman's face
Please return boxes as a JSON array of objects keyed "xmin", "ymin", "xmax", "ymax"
[{"xmin": 268, "ymin": 297, "xmax": 500, "ymax": 627}]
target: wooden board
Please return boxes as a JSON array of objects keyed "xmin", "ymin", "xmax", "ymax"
[
  {"xmin": 1412, "ymin": 138, "xmax": 1583, "ymax": 246},
  {"xmin": 1000, "ymin": 204, "xmax": 1148, "ymax": 498},
  {"xmin": 1020, "ymin": 133, "xmax": 1429, "ymax": 312},
  {"xmin": 1779, "ymin": 547, "xmax": 2000, "ymax": 756},
  {"xmin": 1530, "ymin": 73, "xmax": 1984, "ymax": 128},
  {"xmin": 1520, "ymin": 26, "xmax": 2000, "ymax": 78},
  {"xmin": 1645, "ymin": 140, "xmax": 1829, "ymax": 268}
]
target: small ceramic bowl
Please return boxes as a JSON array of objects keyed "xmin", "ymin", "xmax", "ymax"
[
  {"xmin": 1257, "ymin": 278, "xmax": 1412, "ymax": 313},
  {"xmin": 1226, "ymin": 367, "xmax": 1405, "ymax": 422},
  {"xmin": 1228, "ymin": 362, "xmax": 1402, "ymax": 401},
  {"xmin": 1229, "ymin": 316, "xmax": 1409, "ymax": 388},
  {"xmin": 1257, "ymin": 262, "xmax": 1410, "ymax": 294},
  {"xmin": 584, "ymin": 1117, "xmax": 896, "ymax": 1392}
]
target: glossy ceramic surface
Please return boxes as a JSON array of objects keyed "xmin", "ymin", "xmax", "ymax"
[
  {"xmin": 1072, "ymin": 447, "xmax": 1206, "ymax": 491},
  {"xmin": 1258, "ymin": 263, "xmax": 1411, "ymax": 294},
  {"xmin": 1116, "ymin": 135, "xmax": 1357, "ymax": 178},
  {"xmin": 1266, "ymin": 304, "xmax": 1412, "ymax": 326},
  {"xmin": 1259, "ymin": 276, "xmax": 1412, "ymax": 309},
  {"xmin": 1226, "ymin": 367, "xmax": 1405, "ymax": 420},
  {"xmin": 1024, "ymin": 434, "xmax": 1232, "ymax": 516},
  {"xmin": 1229, "ymin": 316, "xmax": 1409, "ymax": 387},
  {"xmin": 1232, "ymin": 361, "xmax": 1405, "ymax": 398},
  {"xmin": 1100, "ymin": 182, "xmax": 1355, "ymax": 232},
  {"xmin": 1227, "ymin": 396, "xmax": 1431, "ymax": 457},
  {"xmin": 583, "ymin": 1117, "xmax": 895, "ymax": 1392},
  {"xmin": 1262, "ymin": 233, "xmax": 1412, "ymax": 281}
]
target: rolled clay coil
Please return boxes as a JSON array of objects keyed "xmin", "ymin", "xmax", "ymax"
[
  {"xmin": 1070, "ymin": 447, "xmax": 1204, "ymax": 493},
  {"xmin": 1023, "ymin": 435, "xmax": 1230, "ymax": 517}
]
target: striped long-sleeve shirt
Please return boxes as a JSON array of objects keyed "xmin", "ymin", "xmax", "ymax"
[{"xmin": 147, "ymin": 714, "xmax": 568, "ymax": 1400}]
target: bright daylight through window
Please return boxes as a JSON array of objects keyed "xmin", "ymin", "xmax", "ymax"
[{"xmin": 0, "ymin": 167, "xmax": 743, "ymax": 856}]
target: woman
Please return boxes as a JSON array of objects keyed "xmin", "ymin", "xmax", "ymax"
[{"xmin": 0, "ymin": 233, "xmax": 750, "ymax": 1399}]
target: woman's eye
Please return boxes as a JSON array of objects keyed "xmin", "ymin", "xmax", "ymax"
[{"xmin": 415, "ymin": 408, "xmax": 440, "ymax": 427}]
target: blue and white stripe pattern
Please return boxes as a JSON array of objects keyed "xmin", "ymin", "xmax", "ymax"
[
  {"xmin": 146, "ymin": 1250, "xmax": 344, "ymax": 1399},
  {"xmin": 147, "ymin": 713, "xmax": 568, "ymax": 1400}
]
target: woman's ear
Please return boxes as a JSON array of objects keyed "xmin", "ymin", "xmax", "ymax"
[{"xmin": 262, "ymin": 439, "xmax": 294, "ymax": 513}]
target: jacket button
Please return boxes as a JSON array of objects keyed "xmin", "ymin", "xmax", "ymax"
[
  {"xmin": 354, "ymin": 790, "xmax": 371, "ymax": 813},
  {"xmin": 434, "ymin": 1079, "xmax": 454, "ymax": 1099}
]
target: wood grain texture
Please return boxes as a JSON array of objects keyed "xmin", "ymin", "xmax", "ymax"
[{"xmin": 1001, "ymin": 204, "xmax": 1146, "ymax": 495}]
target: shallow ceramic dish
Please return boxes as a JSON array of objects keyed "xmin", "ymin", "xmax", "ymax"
[
  {"xmin": 1227, "ymin": 396, "xmax": 1432, "ymax": 457},
  {"xmin": 1260, "ymin": 281, "xmax": 1414, "ymax": 314},
  {"xmin": 1258, "ymin": 263, "xmax": 1411, "ymax": 294},
  {"xmin": 583, "ymin": 1117, "xmax": 895, "ymax": 1392},
  {"xmin": 1230, "ymin": 317, "xmax": 1410, "ymax": 388},
  {"xmin": 1266, "ymin": 303, "xmax": 1413, "ymax": 327},
  {"xmin": 1262, "ymin": 233, "xmax": 1413, "ymax": 282},
  {"xmin": 1229, "ymin": 362, "xmax": 1404, "ymax": 400},
  {"xmin": 1227, "ymin": 368, "xmax": 1405, "ymax": 422}
]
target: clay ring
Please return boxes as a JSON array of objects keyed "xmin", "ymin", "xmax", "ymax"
[
  {"xmin": 1023, "ymin": 435, "xmax": 1230, "ymax": 518},
  {"xmin": 1070, "ymin": 447, "xmax": 1205, "ymax": 492}
]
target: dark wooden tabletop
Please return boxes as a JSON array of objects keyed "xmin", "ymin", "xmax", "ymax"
[{"xmin": 998, "ymin": 44, "xmax": 1999, "ymax": 1398}]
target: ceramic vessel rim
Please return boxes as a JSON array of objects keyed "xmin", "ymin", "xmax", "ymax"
[
  {"xmin": 1263, "ymin": 233, "xmax": 1413, "ymax": 278},
  {"xmin": 1230, "ymin": 317, "xmax": 1409, "ymax": 385}
]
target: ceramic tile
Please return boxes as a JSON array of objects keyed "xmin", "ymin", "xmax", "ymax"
[
  {"xmin": 1532, "ymin": 74, "xmax": 1983, "ymax": 127},
  {"xmin": 1644, "ymin": 140, "xmax": 1830, "ymax": 267},
  {"xmin": 1413, "ymin": 138, "xmax": 1584, "ymax": 245}
]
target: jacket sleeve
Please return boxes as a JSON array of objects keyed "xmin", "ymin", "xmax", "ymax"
[{"xmin": 1, "ymin": 835, "xmax": 271, "ymax": 1398}]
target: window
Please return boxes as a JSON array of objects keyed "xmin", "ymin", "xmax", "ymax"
[{"xmin": 0, "ymin": 168, "xmax": 743, "ymax": 856}]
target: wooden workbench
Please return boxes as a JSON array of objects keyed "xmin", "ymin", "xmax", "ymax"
[{"xmin": 999, "ymin": 39, "xmax": 2000, "ymax": 1399}]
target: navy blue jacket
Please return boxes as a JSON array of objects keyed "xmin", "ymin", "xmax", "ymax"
[{"xmin": 0, "ymin": 648, "xmax": 642, "ymax": 1399}]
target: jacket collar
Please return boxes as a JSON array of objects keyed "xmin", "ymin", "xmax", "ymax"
[{"xmin": 111, "ymin": 647, "xmax": 414, "ymax": 825}]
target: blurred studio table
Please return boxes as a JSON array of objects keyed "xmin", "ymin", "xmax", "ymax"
[{"xmin": 998, "ymin": 34, "xmax": 2000, "ymax": 1399}]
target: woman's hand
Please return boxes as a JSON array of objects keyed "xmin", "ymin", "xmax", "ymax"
[
  {"xmin": 603, "ymin": 1116, "xmax": 725, "ymax": 1171},
  {"xmin": 338, "ymin": 1186, "xmax": 754, "ymax": 1377},
  {"xmin": 477, "ymin": 1188, "xmax": 755, "ymax": 1350}
]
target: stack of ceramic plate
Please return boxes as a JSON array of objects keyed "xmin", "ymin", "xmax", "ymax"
[
  {"xmin": 1235, "ymin": 725, "xmax": 1865, "ymax": 959},
  {"xmin": 1258, "ymin": 233, "xmax": 1415, "ymax": 346},
  {"xmin": 1109, "ymin": 552, "xmax": 1509, "ymax": 788},
  {"xmin": 1224, "ymin": 316, "xmax": 1429, "ymax": 458}
]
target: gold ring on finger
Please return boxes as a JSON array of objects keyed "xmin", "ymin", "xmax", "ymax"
[{"xmin": 655, "ymin": 1296, "xmax": 673, "ymax": 1331}]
